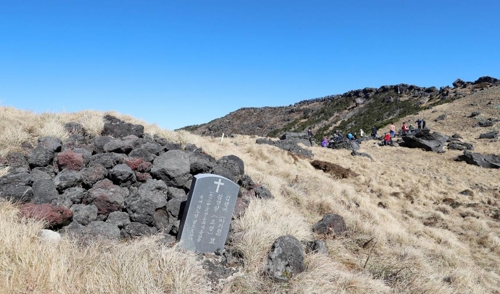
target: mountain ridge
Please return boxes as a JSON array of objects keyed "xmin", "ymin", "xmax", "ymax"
[{"xmin": 181, "ymin": 76, "xmax": 500, "ymax": 141}]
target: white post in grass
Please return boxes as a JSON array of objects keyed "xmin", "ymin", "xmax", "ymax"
[{"xmin": 221, "ymin": 133, "xmax": 225, "ymax": 142}]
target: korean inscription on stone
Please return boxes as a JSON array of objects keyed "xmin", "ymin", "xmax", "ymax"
[{"xmin": 177, "ymin": 174, "xmax": 239, "ymax": 253}]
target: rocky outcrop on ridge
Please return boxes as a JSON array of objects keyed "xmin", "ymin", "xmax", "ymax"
[{"xmin": 182, "ymin": 76, "xmax": 500, "ymax": 141}]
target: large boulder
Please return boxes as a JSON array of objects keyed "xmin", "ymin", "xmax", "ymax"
[
  {"xmin": 102, "ymin": 115, "xmax": 144, "ymax": 138},
  {"xmin": 401, "ymin": 130, "xmax": 448, "ymax": 152},
  {"xmin": 456, "ymin": 151, "xmax": 500, "ymax": 169},
  {"xmin": 265, "ymin": 235, "xmax": 306, "ymax": 281},
  {"xmin": 151, "ymin": 150, "xmax": 191, "ymax": 188}
]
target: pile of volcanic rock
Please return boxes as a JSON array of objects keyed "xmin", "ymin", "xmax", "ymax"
[{"xmin": 0, "ymin": 115, "xmax": 272, "ymax": 242}]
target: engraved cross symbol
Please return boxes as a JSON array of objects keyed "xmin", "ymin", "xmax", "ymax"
[{"xmin": 214, "ymin": 179, "xmax": 224, "ymax": 192}]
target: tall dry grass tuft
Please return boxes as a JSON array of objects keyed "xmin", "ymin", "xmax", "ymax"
[
  {"xmin": 36, "ymin": 113, "xmax": 70, "ymax": 141},
  {"xmin": 0, "ymin": 200, "xmax": 209, "ymax": 293}
]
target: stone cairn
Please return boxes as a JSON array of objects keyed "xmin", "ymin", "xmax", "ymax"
[{"xmin": 0, "ymin": 115, "xmax": 272, "ymax": 243}]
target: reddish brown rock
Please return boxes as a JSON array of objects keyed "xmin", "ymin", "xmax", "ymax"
[
  {"xmin": 85, "ymin": 179, "xmax": 126, "ymax": 216},
  {"xmin": 135, "ymin": 172, "xmax": 152, "ymax": 182},
  {"xmin": 57, "ymin": 149, "xmax": 84, "ymax": 171},
  {"xmin": 125, "ymin": 157, "xmax": 144, "ymax": 170},
  {"xmin": 19, "ymin": 203, "xmax": 73, "ymax": 228}
]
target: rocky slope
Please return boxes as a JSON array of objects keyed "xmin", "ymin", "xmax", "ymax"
[{"xmin": 182, "ymin": 76, "xmax": 500, "ymax": 141}]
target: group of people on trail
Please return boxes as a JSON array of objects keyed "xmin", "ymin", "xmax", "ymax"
[
  {"xmin": 381, "ymin": 118, "xmax": 426, "ymax": 146},
  {"xmin": 308, "ymin": 117, "xmax": 427, "ymax": 148}
]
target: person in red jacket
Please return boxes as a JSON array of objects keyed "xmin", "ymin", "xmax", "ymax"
[
  {"xmin": 401, "ymin": 122, "xmax": 409, "ymax": 135},
  {"xmin": 384, "ymin": 132, "xmax": 392, "ymax": 145}
]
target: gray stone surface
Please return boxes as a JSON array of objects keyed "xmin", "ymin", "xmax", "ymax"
[
  {"xmin": 138, "ymin": 179, "xmax": 168, "ymax": 208},
  {"xmin": 106, "ymin": 211, "xmax": 131, "ymax": 228},
  {"xmin": 28, "ymin": 146, "xmax": 55, "ymax": 168},
  {"xmin": 109, "ymin": 164, "xmax": 136, "ymax": 187},
  {"xmin": 54, "ymin": 169, "xmax": 81, "ymax": 191},
  {"xmin": 151, "ymin": 150, "xmax": 191, "ymax": 187},
  {"xmin": 31, "ymin": 179, "xmax": 59, "ymax": 204},
  {"xmin": 266, "ymin": 235, "xmax": 306, "ymax": 281},
  {"xmin": 177, "ymin": 174, "xmax": 239, "ymax": 253},
  {"xmin": 71, "ymin": 204, "xmax": 98, "ymax": 225}
]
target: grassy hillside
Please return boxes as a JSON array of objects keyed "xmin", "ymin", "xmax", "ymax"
[{"xmin": 1, "ymin": 86, "xmax": 500, "ymax": 293}]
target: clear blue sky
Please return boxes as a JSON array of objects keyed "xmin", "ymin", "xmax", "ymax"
[{"xmin": 1, "ymin": 1, "xmax": 499, "ymax": 130}]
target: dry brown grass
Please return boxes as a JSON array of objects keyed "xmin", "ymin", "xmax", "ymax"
[
  {"xmin": 1, "ymin": 87, "xmax": 500, "ymax": 293},
  {"xmin": 0, "ymin": 200, "xmax": 210, "ymax": 294}
]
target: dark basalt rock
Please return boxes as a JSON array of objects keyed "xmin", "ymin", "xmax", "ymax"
[
  {"xmin": 479, "ymin": 131, "xmax": 498, "ymax": 139},
  {"xmin": 447, "ymin": 141, "xmax": 474, "ymax": 151},
  {"xmin": 401, "ymin": 129, "xmax": 448, "ymax": 152},
  {"xmin": 456, "ymin": 151, "xmax": 500, "ymax": 169},
  {"xmin": 102, "ymin": 115, "xmax": 144, "ymax": 138},
  {"xmin": 312, "ymin": 214, "xmax": 347, "ymax": 236}
]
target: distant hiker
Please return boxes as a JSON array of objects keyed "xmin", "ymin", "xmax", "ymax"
[
  {"xmin": 401, "ymin": 122, "xmax": 409, "ymax": 135},
  {"xmin": 422, "ymin": 119, "xmax": 426, "ymax": 129},
  {"xmin": 360, "ymin": 129, "xmax": 365, "ymax": 137},
  {"xmin": 371, "ymin": 126, "xmax": 378, "ymax": 139},
  {"xmin": 307, "ymin": 128, "xmax": 314, "ymax": 146},
  {"xmin": 384, "ymin": 132, "xmax": 392, "ymax": 145},
  {"xmin": 347, "ymin": 132, "xmax": 354, "ymax": 140},
  {"xmin": 389, "ymin": 123, "xmax": 396, "ymax": 138},
  {"xmin": 409, "ymin": 124, "xmax": 415, "ymax": 133},
  {"xmin": 415, "ymin": 118, "xmax": 423, "ymax": 130},
  {"xmin": 321, "ymin": 136, "xmax": 328, "ymax": 147}
]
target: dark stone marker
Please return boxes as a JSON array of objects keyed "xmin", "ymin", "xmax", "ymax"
[{"xmin": 177, "ymin": 174, "xmax": 239, "ymax": 253}]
